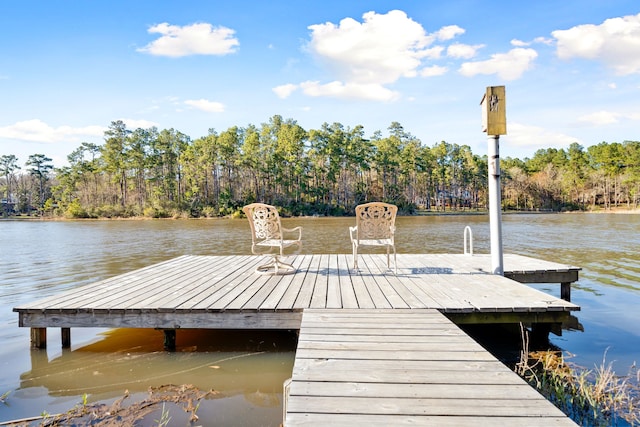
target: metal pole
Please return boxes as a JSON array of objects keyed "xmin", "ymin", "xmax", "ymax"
[{"xmin": 488, "ymin": 135, "xmax": 504, "ymax": 275}]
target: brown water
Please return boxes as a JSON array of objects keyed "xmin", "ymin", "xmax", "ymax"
[{"xmin": 1, "ymin": 214, "xmax": 639, "ymax": 425}]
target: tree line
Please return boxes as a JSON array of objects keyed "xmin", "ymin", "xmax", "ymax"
[{"xmin": 1, "ymin": 115, "xmax": 638, "ymax": 218}]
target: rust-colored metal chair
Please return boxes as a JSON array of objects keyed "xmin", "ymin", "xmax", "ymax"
[
  {"xmin": 349, "ymin": 202, "xmax": 397, "ymax": 274},
  {"xmin": 242, "ymin": 203, "xmax": 302, "ymax": 275}
]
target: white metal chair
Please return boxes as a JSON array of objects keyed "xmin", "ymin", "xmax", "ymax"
[
  {"xmin": 243, "ymin": 203, "xmax": 302, "ymax": 275},
  {"xmin": 349, "ymin": 202, "xmax": 397, "ymax": 274}
]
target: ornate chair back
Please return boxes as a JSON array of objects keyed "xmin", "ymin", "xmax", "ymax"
[
  {"xmin": 350, "ymin": 202, "xmax": 397, "ymax": 273},
  {"xmin": 243, "ymin": 203, "xmax": 302, "ymax": 274}
]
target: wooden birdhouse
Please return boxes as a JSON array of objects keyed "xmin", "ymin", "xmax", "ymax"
[{"xmin": 480, "ymin": 86, "xmax": 506, "ymax": 135}]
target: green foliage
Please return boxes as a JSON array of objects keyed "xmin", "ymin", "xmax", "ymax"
[
  {"xmin": 4, "ymin": 117, "xmax": 638, "ymax": 218},
  {"xmin": 64, "ymin": 199, "xmax": 89, "ymax": 218},
  {"xmin": 154, "ymin": 403, "xmax": 171, "ymax": 427}
]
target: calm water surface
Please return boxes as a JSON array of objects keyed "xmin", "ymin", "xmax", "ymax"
[{"xmin": 1, "ymin": 214, "xmax": 639, "ymax": 425}]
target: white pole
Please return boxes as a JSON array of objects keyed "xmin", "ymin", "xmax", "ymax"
[{"xmin": 488, "ymin": 135, "xmax": 504, "ymax": 275}]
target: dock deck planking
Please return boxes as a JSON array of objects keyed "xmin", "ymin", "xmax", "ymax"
[
  {"xmin": 291, "ymin": 254, "xmax": 323, "ymax": 309},
  {"xmin": 15, "ymin": 254, "xmax": 579, "ymax": 329},
  {"xmin": 273, "ymin": 254, "xmax": 312, "ymax": 309},
  {"xmin": 360, "ymin": 254, "xmax": 410, "ymax": 308},
  {"xmin": 285, "ymin": 308, "xmax": 577, "ymax": 426},
  {"xmin": 172, "ymin": 256, "xmax": 258, "ymax": 310}
]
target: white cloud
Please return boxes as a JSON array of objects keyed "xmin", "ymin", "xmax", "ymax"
[
  {"xmin": 447, "ymin": 43, "xmax": 484, "ymax": 59},
  {"xmin": 576, "ymin": 110, "xmax": 640, "ymax": 126},
  {"xmin": 434, "ymin": 25, "xmax": 465, "ymax": 41},
  {"xmin": 273, "ymin": 83, "xmax": 299, "ymax": 99},
  {"xmin": 293, "ymin": 10, "xmax": 466, "ymax": 100},
  {"xmin": 0, "ymin": 119, "xmax": 105, "ymax": 143},
  {"xmin": 420, "ymin": 65, "xmax": 448, "ymax": 77},
  {"xmin": 578, "ymin": 111, "xmax": 620, "ymax": 125},
  {"xmin": 137, "ymin": 22, "xmax": 239, "ymax": 57},
  {"xmin": 511, "ymin": 37, "xmax": 553, "ymax": 47},
  {"xmin": 184, "ymin": 99, "xmax": 225, "ymax": 113},
  {"xmin": 307, "ymin": 10, "xmax": 436, "ymax": 85},
  {"xmin": 299, "ymin": 80, "xmax": 399, "ymax": 101},
  {"xmin": 422, "ymin": 46, "xmax": 445, "ymax": 60},
  {"xmin": 121, "ymin": 119, "xmax": 160, "ymax": 129},
  {"xmin": 552, "ymin": 13, "xmax": 640, "ymax": 75},
  {"xmin": 458, "ymin": 48, "xmax": 538, "ymax": 80},
  {"xmin": 507, "ymin": 122, "xmax": 580, "ymax": 151},
  {"xmin": 511, "ymin": 39, "xmax": 529, "ymax": 47},
  {"xmin": 533, "ymin": 36, "xmax": 554, "ymax": 46}
]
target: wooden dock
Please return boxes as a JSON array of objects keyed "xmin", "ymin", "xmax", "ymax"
[
  {"xmin": 285, "ymin": 308, "xmax": 577, "ymax": 426},
  {"xmin": 14, "ymin": 253, "xmax": 579, "ymax": 349},
  {"xmin": 13, "ymin": 253, "xmax": 580, "ymax": 425}
]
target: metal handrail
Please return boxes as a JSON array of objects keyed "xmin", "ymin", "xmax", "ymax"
[{"xmin": 464, "ymin": 226, "xmax": 473, "ymax": 255}]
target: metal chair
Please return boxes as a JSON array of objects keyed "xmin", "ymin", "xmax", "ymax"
[
  {"xmin": 349, "ymin": 202, "xmax": 397, "ymax": 274},
  {"xmin": 242, "ymin": 203, "xmax": 302, "ymax": 275}
]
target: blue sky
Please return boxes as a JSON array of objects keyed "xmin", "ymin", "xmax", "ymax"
[{"xmin": 1, "ymin": 1, "xmax": 639, "ymax": 167}]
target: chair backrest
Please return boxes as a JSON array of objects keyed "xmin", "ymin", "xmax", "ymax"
[
  {"xmin": 354, "ymin": 202, "xmax": 397, "ymax": 240},
  {"xmin": 242, "ymin": 203, "xmax": 283, "ymax": 243}
]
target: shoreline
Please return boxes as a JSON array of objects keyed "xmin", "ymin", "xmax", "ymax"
[{"xmin": 2, "ymin": 207, "xmax": 639, "ymax": 221}]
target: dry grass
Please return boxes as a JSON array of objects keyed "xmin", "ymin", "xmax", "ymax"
[
  {"xmin": 0, "ymin": 384, "xmax": 216, "ymax": 427},
  {"xmin": 516, "ymin": 325, "xmax": 639, "ymax": 426}
]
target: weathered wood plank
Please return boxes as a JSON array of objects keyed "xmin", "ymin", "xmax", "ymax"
[
  {"xmin": 44, "ymin": 256, "xmax": 201, "ymax": 310},
  {"xmin": 188, "ymin": 259, "xmax": 264, "ymax": 309},
  {"xmin": 292, "ymin": 254, "xmax": 323, "ymax": 309},
  {"xmin": 19, "ymin": 310, "xmax": 303, "ymax": 329},
  {"xmin": 133, "ymin": 255, "xmax": 258, "ymax": 309},
  {"xmin": 359, "ymin": 255, "xmax": 409, "ymax": 308},
  {"xmin": 295, "ymin": 340, "xmax": 488, "ymax": 354},
  {"xmin": 276, "ymin": 255, "xmax": 314, "ymax": 309},
  {"xmin": 175, "ymin": 256, "xmax": 260, "ymax": 309},
  {"xmin": 347, "ymin": 259, "xmax": 376, "ymax": 308},
  {"xmin": 297, "ymin": 332, "xmax": 473, "ymax": 342},
  {"xmin": 285, "ymin": 413, "xmax": 577, "ymax": 426},
  {"xmin": 309, "ymin": 254, "xmax": 328, "ymax": 309},
  {"xmin": 295, "ymin": 349, "xmax": 503, "ymax": 363},
  {"xmin": 326, "ymin": 254, "xmax": 342, "ymax": 309},
  {"xmin": 337, "ymin": 254, "xmax": 359, "ymax": 309},
  {"xmin": 287, "ymin": 395, "xmax": 566, "ymax": 417},
  {"xmin": 288, "ymin": 381, "xmax": 547, "ymax": 400}
]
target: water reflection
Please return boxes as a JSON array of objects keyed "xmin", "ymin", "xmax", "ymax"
[{"xmin": 18, "ymin": 329, "xmax": 296, "ymax": 424}]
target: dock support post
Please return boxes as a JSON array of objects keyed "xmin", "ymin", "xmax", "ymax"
[
  {"xmin": 163, "ymin": 329, "xmax": 176, "ymax": 351},
  {"xmin": 561, "ymin": 282, "xmax": 571, "ymax": 301},
  {"xmin": 488, "ymin": 135, "xmax": 504, "ymax": 275},
  {"xmin": 30, "ymin": 327, "xmax": 47, "ymax": 349},
  {"xmin": 61, "ymin": 328, "xmax": 71, "ymax": 348},
  {"xmin": 530, "ymin": 323, "xmax": 551, "ymax": 344}
]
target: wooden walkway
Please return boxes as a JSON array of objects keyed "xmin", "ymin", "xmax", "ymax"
[{"xmin": 285, "ymin": 308, "xmax": 577, "ymax": 426}]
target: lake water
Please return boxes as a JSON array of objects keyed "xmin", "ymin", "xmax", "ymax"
[{"xmin": 1, "ymin": 214, "xmax": 639, "ymax": 425}]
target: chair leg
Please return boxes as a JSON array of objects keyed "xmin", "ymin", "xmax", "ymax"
[
  {"xmin": 393, "ymin": 249, "xmax": 397, "ymax": 275},
  {"xmin": 352, "ymin": 245, "xmax": 358, "ymax": 270},
  {"xmin": 255, "ymin": 256, "xmax": 296, "ymax": 275}
]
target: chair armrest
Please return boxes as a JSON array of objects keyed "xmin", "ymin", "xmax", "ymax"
[
  {"xmin": 349, "ymin": 226, "xmax": 357, "ymax": 241},
  {"xmin": 282, "ymin": 226, "xmax": 302, "ymax": 241}
]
